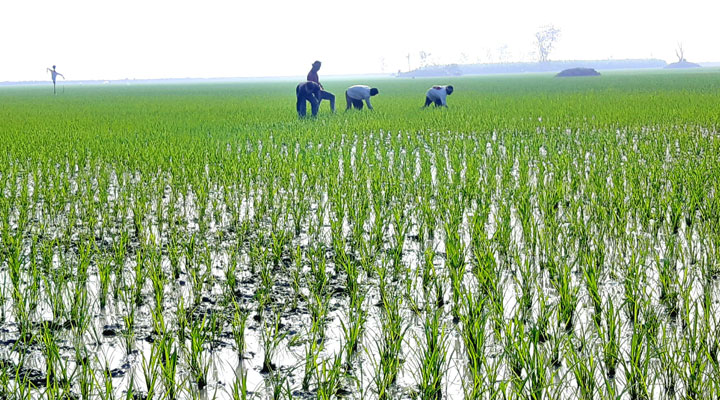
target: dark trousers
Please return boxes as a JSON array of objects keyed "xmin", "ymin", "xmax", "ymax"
[
  {"xmin": 319, "ymin": 90, "xmax": 335, "ymax": 112},
  {"xmin": 297, "ymin": 94, "xmax": 319, "ymax": 117},
  {"xmin": 424, "ymin": 96, "xmax": 443, "ymax": 107},
  {"xmin": 346, "ymin": 91, "xmax": 364, "ymax": 110}
]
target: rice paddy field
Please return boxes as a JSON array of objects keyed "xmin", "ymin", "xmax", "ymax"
[{"xmin": 1, "ymin": 69, "xmax": 720, "ymax": 400}]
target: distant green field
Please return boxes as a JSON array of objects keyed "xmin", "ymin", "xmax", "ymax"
[{"xmin": 1, "ymin": 70, "xmax": 720, "ymax": 399}]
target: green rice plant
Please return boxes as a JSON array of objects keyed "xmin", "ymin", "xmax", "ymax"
[
  {"xmin": 261, "ymin": 308, "xmax": 287, "ymax": 373},
  {"xmin": 415, "ymin": 308, "xmax": 448, "ymax": 400},
  {"xmin": 679, "ymin": 305, "xmax": 709, "ymax": 400},
  {"xmin": 459, "ymin": 286, "xmax": 487, "ymax": 398},
  {"xmin": 340, "ymin": 292, "xmax": 367, "ymax": 364},
  {"xmin": 186, "ymin": 314, "xmax": 211, "ymax": 389},
  {"xmin": 267, "ymin": 368, "xmax": 293, "ymax": 400},
  {"xmin": 567, "ymin": 341, "xmax": 597, "ymax": 399},
  {"xmin": 552, "ymin": 260, "xmax": 578, "ymax": 332},
  {"xmin": 335, "ymin": 241, "xmax": 360, "ymax": 299},
  {"xmin": 624, "ymin": 323, "xmax": 651, "ymax": 400},
  {"xmin": 581, "ymin": 252, "xmax": 602, "ymax": 327},
  {"xmin": 503, "ymin": 315, "xmax": 530, "ymax": 386},
  {"xmin": 40, "ymin": 323, "xmax": 60, "ymax": 385},
  {"xmin": 390, "ymin": 206, "xmax": 409, "ymax": 275},
  {"xmin": 225, "ymin": 246, "xmax": 239, "ymax": 298},
  {"xmin": 308, "ymin": 243, "xmax": 328, "ymax": 296},
  {"xmin": 132, "ymin": 245, "xmax": 147, "ymax": 307},
  {"xmin": 370, "ymin": 291, "xmax": 407, "ymax": 400},
  {"xmin": 176, "ymin": 296, "xmax": 189, "ymax": 344},
  {"xmin": 655, "ymin": 326, "xmax": 679, "ymax": 397},
  {"xmin": 257, "ymin": 260, "xmax": 275, "ymax": 310},
  {"xmin": 513, "ymin": 251, "xmax": 535, "ymax": 318},
  {"xmin": 315, "ymin": 353, "xmax": 344, "ymax": 400},
  {"xmin": 623, "ymin": 252, "xmax": 645, "ymax": 325},
  {"xmin": 77, "ymin": 347, "xmax": 95, "ymax": 400},
  {"xmin": 148, "ymin": 243, "xmax": 165, "ymax": 310},
  {"xmin": 97, "ymin": 254, "xmax": 113, "ymax": 309},
  {"xmin": 302, "ymin": 321, "xmax": 322, "ymax": 392},
  {"xmin": 159, "ymin": 333, "xmax": 179, "ymax": 400},
  {"xmin": 232, "ymin": 303, "xmax": 249, "ymax": 360},
  {"xmin": 120, "ymin": 289, "xmax": 137, "ymax": 356},
  {"xmin": 289, "ymin": 245, "xmax": 303, "ymax": 310},
  {"xmin": 598, "ymin": 301, "xmax": 619, "ymax": 377},
  {"xmin": 93, "ymin": 362, "xmax": 116, "ymax": 400},
  {"xmin": 69, "ymin": 277, "xmax": 91, "ymax": 335},
  {"xmin": 167, "ymin": 230, "xmax": 182, "ymax": 279},
  {"xmin": 141, "ymin": 340, "xmax": 161, "ymax": 400},
  {"xmin": 525, "ymin": 335, "xmax": 550, "ymax": 400},
  {"xmin": 444, "ymin": 212, "xmax": 466, "ymax": 320},
  {"xmin": 231, "ymin": 367, "xmax": 249, "ymax": 400}
]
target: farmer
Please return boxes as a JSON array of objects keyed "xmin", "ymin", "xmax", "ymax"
[
  {"xmin": 423, "ymin": 85, "xmax": 454, "ymax": 108},
  {"xmin": 296, "ymin": 81, "xmax": 323, "ymax": 118},
  {"xmin": 345, "ymin": 85, "xmax": 379, "ymax": 110},
  {"xmin": 307, "ymin": 61, "xmax": 335, "ymax": 112},
  {"xmin": 47, "ymin": 65, "xmax": 65, "ymax": 94}
]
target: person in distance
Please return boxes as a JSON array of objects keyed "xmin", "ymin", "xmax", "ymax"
[
  {"xmin": 423, "ymin": 85, "xmax": 454, "ymax": 108},
  {"xmin": 345, "ymin": 85, "xmax": 379, "ymax": 111},
  {"xmin": 307, "ymin": 60, "xmax": 335, "ymax": 112},
  {"xmin": 47, "ymin": 65, "xmax": 65, "ymax": 94},
  {"xmin": 296, "ymin": 81, "xmax": 323, "ymax": 118}
]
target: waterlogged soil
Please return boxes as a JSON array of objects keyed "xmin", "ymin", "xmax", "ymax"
[
  {"xmin": 0, "ymin": 201, "xmax": 469, "ymax": 399},
  {"xmin": 1, "ymin": 130, "xmax": 720, "ymax": 400}
]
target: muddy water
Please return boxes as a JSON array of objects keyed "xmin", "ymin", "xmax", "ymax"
[{"xmin": 1, "ymin": 131, "xmax": 719, "ymax": 400}]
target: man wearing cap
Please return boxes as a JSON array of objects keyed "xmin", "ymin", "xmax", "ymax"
[
  {"xmin": 345, "ymin": 85, "xmax": 379, "ymax": 111},
  {"xmin": 307, "ymin": 61, "xmax": 335, "ymax": 112}
]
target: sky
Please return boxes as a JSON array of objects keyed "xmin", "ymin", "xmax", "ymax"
[{"xmin": 1, "ymin": 0, "xmax": 718, "ymax": 82}]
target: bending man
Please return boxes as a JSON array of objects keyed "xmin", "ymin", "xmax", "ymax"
[
  {"xmin": 307, "ymin": 61, "xmax": 335, "ymax": 112},
  {"xmin": 296, "ymin": 81, "xmax": 322, "ymax": 118},
  {"xmin": 423, "ymin": 85, "xmax": 454, "ymax": 108},
  {"xmin": 345, "ymin": 85, "xmax": 379, "ymax": 110},
  {"xmin": 47, "ymin": 65, "xmax": 65, "ymax": 94}
]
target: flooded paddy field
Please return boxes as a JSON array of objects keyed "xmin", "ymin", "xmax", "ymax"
[{"xmin": 2, "ymin": 71, "xmax": 720, "ymax": 399}]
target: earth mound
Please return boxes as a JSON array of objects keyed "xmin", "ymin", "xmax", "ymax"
[
  {"xmin": 665, "ymin": 61, "xmax": 701, "ymax": 69},
  {"xmin": 556, "ymin": 67, "xmax": 601, "ymax": 77}
]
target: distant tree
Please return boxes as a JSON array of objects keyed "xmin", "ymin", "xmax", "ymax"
[
  {"xmin": 535, "ymin": 25, "xmax": 561, "ymax": 62},
  {"xmin": 419, "ymin": 51, "xmax": 432, "ymax": 68},
  {"xmin": 675, "ymin": 42, "xmax": 686, "ymax": 62},
  {"xmin": 497, "ymin": 45, "xmax": 510, "ymax": 63},
  {"xmin": 459, "ymin": 52, "xmax": 469, "ymax": 64}
]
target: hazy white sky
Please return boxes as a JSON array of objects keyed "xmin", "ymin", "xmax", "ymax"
[{"xmin": 1, "ymin": 0, "xmax": 717, "ymax": 81}]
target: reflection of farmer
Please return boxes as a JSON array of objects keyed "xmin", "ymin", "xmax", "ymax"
[
  {"xmin": 47, "ymin": 65, "xmax": 65, "ymax": 94},
  {"xmin": 307, "ymin": 61, "xmax": 335, "ymax": 112}
]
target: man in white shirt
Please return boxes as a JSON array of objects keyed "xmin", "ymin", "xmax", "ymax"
[
  {"xmin": 345, "ymin": 85, "xmax": 379, "ymax": 110},
  {"xmin": 423, "ymin": 85, "xmax": 454, "ymax": 108},
  {"xmin": 47, "ymin": 65, "xmax": 65, "ymax": 94}
]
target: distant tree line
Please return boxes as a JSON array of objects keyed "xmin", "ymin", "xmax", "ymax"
[{"xmin": 396, "ymin": 59, "xmax": 668, "ymax": 78}]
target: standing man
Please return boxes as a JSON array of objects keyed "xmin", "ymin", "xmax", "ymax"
[
  {"xmin": 296, "ymin": 81, "xmax": 322, "ymax": 118},
  {"xmin": 307, "ymin": 61, "xmax": 335, "ymax": 112},
  {"xmin": 47, "ymin": 65, "xmax": 65, "ymax": 94},
  {"xmin": 423, "ymin": 85, "xmax": 454, "ymax": 108},
  {"xmin": 345, "ymin": 85, "xmax": 379, "ymax": 110}
]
